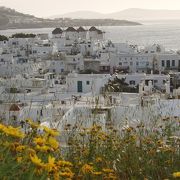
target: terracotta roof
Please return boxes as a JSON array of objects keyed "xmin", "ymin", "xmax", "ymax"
[
  {"xmin": 77, "ymin": 26, "xmax": 86, "ymax": 32},
  {"xmin": 52, "ymin": 28, "xmax": 63, "ymax": 34},
  {"xmin": 65, "ymin": 27, "xmax": 77, "ymax": 32},
  {"xmin": 9, "ymin": 104, "xmax": 20, "ymax": 111}
]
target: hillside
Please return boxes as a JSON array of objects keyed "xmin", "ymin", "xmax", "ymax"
[
  {"xmin": 0, "ymin": 7, "xmax": 141, "ymax": 30},
  {"xmin": 108, "ymin": 8, "xmax": 180, "ymax": 20},
  {"xmin": 50, "ymin": 11, "xmax": 104, "ymax": 19},
  {"xmin": 50, "ymin": 8, "xmax": 180, "ymax": 21}
]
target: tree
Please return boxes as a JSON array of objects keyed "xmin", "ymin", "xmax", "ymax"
[
  {"xmin": 11, "ymin": 33, "xmax": 36, "ymax": 38},
  {"xmin": 0, "ymin": 35, "xmax": 8, "ymax": 41}
]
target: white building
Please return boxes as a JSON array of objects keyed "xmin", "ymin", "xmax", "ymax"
[
  {"xmin": 115, "ymin": 73, "xmax": 170, "ymax": 91},
  {"xmin": 156, "ymin": 53, "xmax": 180, "ymax": 72},
  {"xmin": 65, "ymin": 53, "xmax": 84, "ymax": 72},
  {"xmin": 66, "ymin": 73, "xmax": 111, "ymax": 94}
]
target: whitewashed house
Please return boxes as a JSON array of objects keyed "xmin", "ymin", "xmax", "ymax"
[
  {"xmin": 31, "ymin": 42, "xmax": 53, "ymax": 58},
  {"xmin": 66, "ymin": 73, "xmax": 111, "ymax": 94},
  {"xmin": 65, "ymin": 53, "xmax": 84, "ymax": 72},
  {"xmin": 79, "ymin": 41, "xmax": 94, "ymax": 56},
  {"xmin": 115, "ymin": 73, "xmax": 170, "ymax": 91},
  {"xmin": 48, "ymin": 60, "xmax": 65, "ymax": 74},
  {"xmin": 0, "ymin": 53, "xmax": 14, "ymax": 65},
  {"xmin": 156, "ymin": 53, "xmax": 180, "ymax": 72}
]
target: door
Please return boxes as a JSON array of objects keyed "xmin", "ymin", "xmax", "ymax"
[{"xmin": 77, "ymin": 81, "xmax": 83, "ymax": 93}]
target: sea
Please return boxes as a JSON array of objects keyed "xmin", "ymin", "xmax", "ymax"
[{"xmin": 1, "ymin": 19, "xmax": 180, "ymax": 50}]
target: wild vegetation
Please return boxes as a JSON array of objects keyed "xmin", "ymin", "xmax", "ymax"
[
  {"xmin": 0, "ymin": 115, "xmax": 179, "ymax": 179},
  {"xmin": 11, "ymin": 33, "xmax": 36, "ymax": 38},
  {"xmin": 0, "ymin": 35, "xmax": 8, "ymax": 41},
  {"xmin": 104, "ymin": 77, "xmax": 138, "ymax": 93}
]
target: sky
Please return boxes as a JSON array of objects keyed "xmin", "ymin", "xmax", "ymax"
[{"xmin": 1, "ymin": 0, "xmax": 180, "ymax": 17}]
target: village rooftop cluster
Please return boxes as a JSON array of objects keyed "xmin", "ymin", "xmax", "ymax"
[{"xmin": 0, "ymin": 26, "xmax": 180, "ymax": 131}]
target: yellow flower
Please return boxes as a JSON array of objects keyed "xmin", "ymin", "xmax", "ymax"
[
  {"xmin": 33, "ymin": 137, "xmax": 46, "ymax": 146},
  {"xmin": 16, "ymin": 145, "xmax": 26, "ymax": 152},
  {"xmin": 0, "ymin": 124, "xmax": 6, "ymax": 131},
  {"xmin": 102, "ymin": 168, "xmax": 114, "ymax": 173},
  {"xmin": 26, "ymin": 119, "xmax": 39, "ymax": 129},
  {"xmin": 157, "ymin": 140, "xmax": 164, "ymax": 146},
  {"xmin": 16, "ymin": 156, "xmax": 22, "ymax": 163},
  {"xmin": 81, "ymin": 164, "xmax": 93, "ymax": 174},
  {"xmin": 96, "ymin": 157, "xmax": 103, "ymax": 163},
  {"xmin": 48, "ymin": 137, "xmax": 59, "ymax": 150},
  {"xmin": 59, "ymin": 172, "xmax": 74, "ymax": 179},
  {"xmin": 57, "ymin": 160, "xmax": 73, "ymax": 167},
  {"xmin": 27, "ymin": 148, "xmax": 36, "ymax": 156},
  {"xmin": 54, "ymin": 172, "xmax": 59, "ymax": 180},
  {"xmin": 173, "ymin": 172, "xmax": 180, "ymax": 178},
  {"xmin": 43, "ymin": 126, "xmax": 59, "ymax": 136},
  {"xmin": 45, "ymin": 155, "xmax": 56, "ymax": 172},
  {"xmin": 107, "ymin": 173, "xmax": 117, "ymax": 179},
  {"xmin": 30, "ymin": 154, "xmax": 45, "ymax": 167},
  {"xmin": 0, "ymin": 125, "xmax": 25, "ymax": 138},
  {"xmin": 93, "ymin": 171, "xmax": 102, "ymax": 176},
  {"xmin": 36, "ymin": 145, "xmax": 50, "ymax": 152}
]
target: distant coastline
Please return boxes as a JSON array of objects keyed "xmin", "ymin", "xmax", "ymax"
[
  {"xmin": 0, "ymin": 19, "xmax": 142, "ymax": 30},
  {"xmin": 0, "ymin": 7, "xmax": 141, "ymax": 30}
]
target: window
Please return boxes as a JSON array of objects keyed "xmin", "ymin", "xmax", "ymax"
[
  {"xmin": 166, "ymin": 60, "xmax": 170, "ymax": 67},
  {"xmin": 119, "ymin": 62, "xmax": 122, "ymax": 66},
  {"xmin": 136, "ymin": 62, "xmax": 139, "ymax": 66},
  {"xmin": 162, "ymin": 60, "xmax": 165, "ymax": 67},
  {"xmin": 129, "ymin": 80, "xmax": 135, "ymax": 85},
  {"xmin": 172, "ymin": 60, "xmax": 175, "ymax": 67},
  {"xmin": 154, "ymin": 80, "xmax": 158, "ymax": 83},
  {"xmin": 86, "ymin": 81, "xmax": 90, "ymax": 85},
  {"xmin": 130, "ymin": 62, "xmax": 133, "ymax": 65}
]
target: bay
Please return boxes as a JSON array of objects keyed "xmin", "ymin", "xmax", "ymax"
[{"xmin": 1, "ymin": 20, "xmax": 180, "ymax": 50}]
